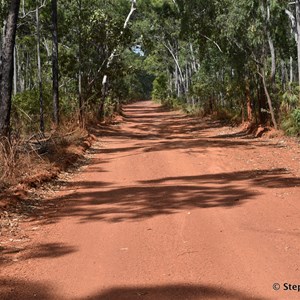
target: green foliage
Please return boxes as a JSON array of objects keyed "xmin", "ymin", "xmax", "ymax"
[
  {"xmin": 12, "ymin": 87, "xmax": 78, "ymax": 133},
  {"xmin": 161, "ymin": 97, "xmax": 184, "ymax": 110},
  {"xmin": 152, "ymin": 74, "xmax": 168, "ymax": 100},
  {"xmin": 281, "ymin": 86, "xmax": 300, "ymax": 112},
  {"xmin": 12, "ymin": 89, "xmax": 52, "ymax": 132},
  {"xmin": 183, "ymin": 104, "xmax": 205, "ymax": 117},
  {"xmin": 103, "ymin": 97, "xmax": 117, "ymax": 119},
  {"xmin": 5, "ymin": 0, "xmax": 300, "ymax": 136},
  {"xmin": 282, "ymin": 108, "xmax": 300, "ymax": 136}
]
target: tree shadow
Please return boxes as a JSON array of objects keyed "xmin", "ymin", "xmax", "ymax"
[
  {"xmin": 139, "ymin": 168, "xmax": 297, "ymax": 189},
  {"xmin": 0, "ymin": 242, "xmax": 78, "ymax": 266},
  {"xmin": 33, "ymin": 167, "xmax": 299, "ymax": 225},
  {"xmin": 91, "ymin": 104, "xmax": 270, "ymax": 156},
  {"xmin": 88, "ymin": 283, "xmax": 267, "ymax": 300},
  {"xmin": 23, "ymin": 242, "xmax": 78, "ymax": 260},
  {"xmin": 0, "ymin": 280, "xmax": 268, "ymax": 300},
  {"xmin": 0, "ymin": 278, "xmax": 56, "ymax": 300}
]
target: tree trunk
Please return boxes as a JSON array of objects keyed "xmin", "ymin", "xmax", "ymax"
[
  {"xmin": 258, "ymin": 81, "xmax": 267, "ymax": 124},
  {"xmin": 164, "ymin": 41, "xmax": 185, "ymax": 95},
  {"xmin": 296, "ymin": 0, "xmax": 300, "ymax": 94},
  {"xmin": 99, "ymin": 0, "xmax": 136, "ymax": 115},
  {"xmin": 267, "ymin": 2, "xmax": 276, "ymax": 84},
  {"xmin": 261, "ymin": 67, "xmax": 278, "ymax": 129},
  {"xmin": 290, "ymin": 56, "xmax": 293, "ymax": 84},
  {"xmin": 0, "ymin": 0, "xmax": 20, "ymax": 138},
  {"xmin": 77, "ymin": 0, "xmax": 84, "ymax": 128},
  {"xmin": 281, "ymin": 59, "xmax": 286, "ymax": 90},
  {"xmin": 51, "ymin": 0, "xmax": 59, "ymax": 126},
  {"xmin": 268, "ymin": 35, "xmax": 276, "ymax": 84},
  {"xmin": 245, "ymin": 77, "xmax": 253, "ymax": 122},
  {"xmin": 36, "ymin": 2, "xmax": 44, "ymax": 133},
  {"xmin": 13, "ymin": 45, "xmax": 17, "ymax": 95},
  {"xmin": 241, "ymin": 101, "xmax": 245, "ymax": 124}
]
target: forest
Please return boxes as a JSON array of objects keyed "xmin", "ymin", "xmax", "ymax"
[
  {"xmin": 0, "ymin": 0, "xmax": 300, "ymax": 182},
  {"xmin": 1, "ymin": 0, "xmax": 300, "ymax": 136},
  {"xmin": 1, "ymin": 1, "xmax": 300, "ymax": 298}
]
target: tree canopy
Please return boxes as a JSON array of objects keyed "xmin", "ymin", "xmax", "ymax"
[{"xmin": 0, "ymin": 0, "xmax": 300, "ymax": 137}]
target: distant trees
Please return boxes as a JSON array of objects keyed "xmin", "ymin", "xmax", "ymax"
[
  {"xmin": 0, "ymin": 0, "xmax": 299, "ymax": 139},
  {"xmin": 138, "ymin": 0, "xmax": 299, "ymax": 134},
  {"xmin": 0, "ymin": 0, "xmax": 144, "ymax": 139}
]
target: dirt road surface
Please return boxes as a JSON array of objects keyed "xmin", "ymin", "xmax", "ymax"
[{"xmin": 1, "ymin": 101, "xmax": 300, "ymax": 299}]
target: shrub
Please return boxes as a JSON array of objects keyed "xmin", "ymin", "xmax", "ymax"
[{"xmin": 281, "ymin": 108, "xmax": 300, "ymax": 136}]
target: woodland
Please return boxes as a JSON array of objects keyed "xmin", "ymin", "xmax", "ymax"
[
  {"xmin": 0, "ymin": 0, "xmax": 300, "ymax": 183},
  {"xmin": 1, "ymin": 3, "xmax": 300, "ymax": 297}
]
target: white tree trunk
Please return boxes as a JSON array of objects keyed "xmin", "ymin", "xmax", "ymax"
[
  {"xmin": 296, "ymin": 0, "xmax": 300, "ymax": 89},
  {"xmin": 36, "ymin": 2, "xmax": 44, "ymax": 132}
]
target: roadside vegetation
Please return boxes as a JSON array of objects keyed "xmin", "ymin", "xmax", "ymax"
[{"xmin": 1, "ymin": 0, "xmax": 300, "ymax": 190}]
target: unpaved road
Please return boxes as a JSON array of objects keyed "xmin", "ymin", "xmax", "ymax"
[{"xmin": 1, "ymin": 101, "xmax": 300, "ymax": 299}]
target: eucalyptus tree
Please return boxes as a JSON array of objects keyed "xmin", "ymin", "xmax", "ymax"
[
  {"xmin": 0, "ymin": 0, "xmax": 20, "ymax": 138},
  {"xmin": 51, "ymin": 0, "xmax": 59, "ymax": 126},
  {"xmin": 136, "ymin": 0, "xmax": 194, "ymax": 102}
]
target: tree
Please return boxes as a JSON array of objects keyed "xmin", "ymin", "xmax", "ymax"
[
  {"xmin": 51, "ymin": 0, "xmax": 59, "ymax": 126},
  {"xmin": 0, "ymin": 0, "xmax": 20, "ymax": 138},
  {"xmin": 99, "ymin": 0, "xmax": 137, "ymax": 118},
  {"xmin": 36, "ymin": 1, "xmax": 44, "ymax": 132},
  {"xmin": 0, "ymin": 0, "xmax": 298, "ymax": 138}
]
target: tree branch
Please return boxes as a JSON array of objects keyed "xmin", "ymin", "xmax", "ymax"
[
  {"xmin": 200, "ymin": 34, "xmax": 223, "ymax": 53},
  {"xmin": 19, "ymin": 0, "xmax": 47, "ymax": 19}
]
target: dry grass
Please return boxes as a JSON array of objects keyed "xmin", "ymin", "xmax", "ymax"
[
  {"xmin": 0, "ymin": 138, "xmax": 35, "ymax": 190},
  {"xmin": 0, "ymin": 138, "xmax": 19, "ymax": 186},
  {"xmin": 0, "ymin": 126, "xmax": 93, "ymax": 192}
]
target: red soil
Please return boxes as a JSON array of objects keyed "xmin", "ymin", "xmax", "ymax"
[{"xmin": 0, "ymin": 101, "xmax": 300, "ymax": 300}]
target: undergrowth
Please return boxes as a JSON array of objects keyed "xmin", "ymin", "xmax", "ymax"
[
  {"xmin": 281, "ymin": 108, "xmax": 300, "ymax": 136},
  {"xmin": 157, "ymin": 97, "xmax": 240, "ymax": 124},
  {"xmin": 0, "ymin": 125, "xmax": 91, "ymax": 191}
]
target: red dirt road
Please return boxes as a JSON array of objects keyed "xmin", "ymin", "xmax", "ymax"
[{"xmin": 1, "ymin": 101, "xmax": 300, "ymax": 299}]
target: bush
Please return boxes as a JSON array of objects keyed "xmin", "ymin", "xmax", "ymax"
[
  {"xmin": 281, "ymin": 108, "xmax": 300, "ymax": 136},
  {"xmin": 183, "ymin": 103, "xmax": 205, "ymax": 117},
  {"xmin": 152, "ymin": 74, "xmax": 168, "ymax": 100},
  {"xmin": 12, "ymin": 88, "xmax": 52, "ymax": 134}
]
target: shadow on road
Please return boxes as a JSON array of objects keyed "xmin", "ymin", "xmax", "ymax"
[
  {"xmin": 33, "ymin": 167, "xmax": 298, "ymax": 225},
  {"xmin": 0, "ymin": 242, "xmax": 78, "ymax": 266},
  {"xmin": 2, "ymin": 101, "xmax": 299, "ymax": 265},
  {"xmin": 89, "ymin": 284, "xmax": 267, "ymax": 300},
  {"xmin": 0, "ymin": 280, "xmax": 267, "ymax": 300},
  {"xmin": 6, "ymin": 103, "xmax": 298, "ymax": 226}
]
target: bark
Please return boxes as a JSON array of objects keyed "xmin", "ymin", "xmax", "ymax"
[
  {"xmin": 51, "ymin": 0, "xmax": 59, "ymax": 126},
  {"xmin": 267, "ymin": 2, "xmax": 276, "ymax": 84},
  {"xmin": 268, "ymin": 35, "xmax": 276, "ymax": 84},
  {"xmin": 281, "ymin": 60, "xmax": 286, "ymax": 90},
  {"xmin": 164, "ymin": 41, "xmax": 185, "ymax": 95},
  {"xmin": 245, "ymin": 77, "xmax": 252, "ymax": 122},
  {"xmin": 260, "ymin": 68, "xmax": 278, "ymax": 129},
  {"xmin": 13, "ymin": 45, "xmax": 17, "ymax": 95},
  {"xmin": 78, "ymin": 0, "xmax": 84, "ymax": 128},
  {"xmin": 189, "ymin": 43, "xmax": 197, "ymax": 72},
  {"xmin": 36, "ymin": 3, "xmax": 44, "ymax": 132},
  {"xmin": 97, "ymin": 75, "xmax": 107, "ymax": 120},
  {"xmin": 258, "ymin": 84, "xmax": 266, "ymax": 124},
  {"xmin": 16, "ymin": 45, "xmax": 23, "ymax": 92},
  {"xmin": 296, "ymin": 0, "xmax": 300, "ymax": 91},
  {"xmin": 285, "ymin": 8, "xmax": 297, "ymax": 87},
  {"xmin": 0, "ymin": 0, "xmax": 20, "ymax": 138},
  {"xmin": 25, "ymin": 51, "xmax": 29, "ymax": 90},
  {"xmin": 78, "ymin": 72, "xmax": 83, "ymax": 126},
  {"xmin": 290, "ymin": 56, "xmax": 293, "ymax": 84},
  {"xmin": 241, "ymin": 101, "xmax": 245, "ymax": 124}
]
